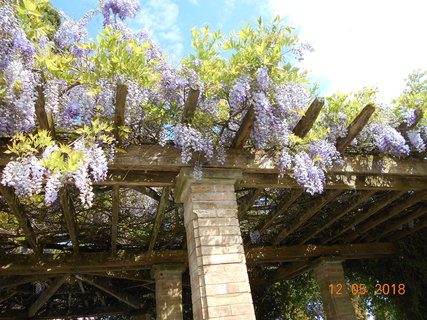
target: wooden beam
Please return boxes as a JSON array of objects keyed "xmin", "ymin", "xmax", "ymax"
[
  {"xmin": 292, "ymin": 97, "xmax": 324, "ymax": 138},
  {"xmin": 346, "ymin": 191, "xmax": 427, "ymax": 242},
  {"xmin": 321, "ymin": 191, "xmax": 406, "ymax": 244},
  {"xmin": 77, "ymin": 275, "xmax": 142, "ymax": 309},
  {"xmin": 231, "ymin": 106, "xmax": 255, "ymax": 148},
  {"xmin": 59, "ymin": 187, "xmax": 79, "ymax": 254},
  {"xmin": 28, "ymin": 276, "xmax": 68, "ymax": 317},
  {"xmin": 181, "ymin": 88, "xmax": 200, "ymax": 124},
  {"xmin": 113, "ymin": 83, "xmax": 128, "ymax": 142},
  {"xmin": 299, "ymin": 191, "xmax": 376, "ymax": 244},
  {"xmin": 336, "ymin": 104, "xmax": 375, "ymax": 152},
  {"xmin": 101, "ymin": 170, "xmax": 176, "ymax": 187},
  {"xmin": 148, "ymin": 187, "xmax": 170, "ymax": 251},
  {"xmin": 0, "ymin": 185, "xmax": 40, "ymax": 253},
  {"xmin": 273, "ymin": 190, "xmax": 343, "ymax": 245},
  {"xmin": 0, "ymin": 244, "xmax": 398, "ymax": 276},
  {"xmin": 388, "ymin": 219, "xmax": 427, "ymax": 241},
  {"xmin": 238, "ymin": 188, "xmax": 262, "ymax": 221},
  {"xmin": 111, "ymin": 186, "xmax": 120, "ymax": 254},
  {"xmin": 368, "ymin": 206, "xmax": 427, "ymax": 242}
]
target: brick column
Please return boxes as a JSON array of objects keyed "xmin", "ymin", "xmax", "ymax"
[
  {"xmin": 313, "ymin": 259, "xmax": 357, "ymax": 320},
  {"xmin": 151, "ymin": 264, "xmax": 186, "ymax": 320},
  {"xmin": 175, "ymin": 168, "xmax": 256, "ymax": 320}
]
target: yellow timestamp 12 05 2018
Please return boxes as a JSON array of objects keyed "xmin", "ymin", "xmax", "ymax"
[{"xmin": 329, "ymin": 283, "xmax": 406, "ymax": 295}]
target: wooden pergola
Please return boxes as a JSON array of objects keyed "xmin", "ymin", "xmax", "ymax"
[{"xmin": 0, "ymin": 93, "xmax": 426, "ymax": 319}]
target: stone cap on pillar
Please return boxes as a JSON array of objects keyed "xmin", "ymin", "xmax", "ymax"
[
  {"xmin": 151, "ymin": 264, "xmax": 187, "ymax": 279},
  {"xmin": 174, "ymin": 168, "xmax": 243, "ymax": 203}
]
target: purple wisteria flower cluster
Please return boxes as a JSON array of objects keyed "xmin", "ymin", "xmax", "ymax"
[
  {"xmin": 370, "ymin": 123, "xmax": 410, "ymax": 156},
  {"xmin": 101, "ymin": 0, "xmax": 141, "ymax": 26}
]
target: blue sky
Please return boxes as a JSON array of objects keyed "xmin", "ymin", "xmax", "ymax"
[{"xmin": 50, "ymin": 0, "xmax": 427, "ymax": 103}]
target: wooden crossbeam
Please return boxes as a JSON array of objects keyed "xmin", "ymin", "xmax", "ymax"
[
  {"xmin": 241, "ymin": 173, "xmax": 427, "ymax": 191},
  {"xmin": 238, "ymin": 188, "xmax": 262, "ymax": 221},
  {"xmin": 336, "ymin": 104, "xmax": 375, "ymax": 152},
  {"xmin": 347, "ymin": 191, "xmax": 427, "ymax": 242},
  {"xmin": 77, "ymin": 275, "xmax": 142, "ymax": 309},
  {"xmin": 181, "ymin": 88, "xmax": 200, "ymax": 124},
  {"xmin": 2, "ymin": 145, "xmax": 427, "ymax": 178},
  {"xmin": 273, "ymin": 190, "xmax": 343, "ymax": 245},
  {"xmin": 389, "ymin": 219, "xmax": 427, "ymax": 241},
  {"xmin": 246, "ymin": 242, "xmax": 398, "ymax": 264},
  {"xmin": 299, "ymin": 191, "xmax": 376, "ymax": 244},
  {"xmin": 292, "ymin": 97, "xmax": 324, "ymax": 138},
  {"xmin": 111, "ymin": 186, "xmax": 120, "ymax": 254},
  {"xmin": 0, "ymin": 185, "xmax": 40, "ymax": 253},
  {"xmin": 59, "ymin": 187, "xmax": 79, "ymax": 254},
  {"xmin": 148, "ymin": 187, "xmax": 171, "ymax": 251},
  {"xmin": 0, "ymin": 244, "xmax": 398, "ymax": 275},
  {"xmin": 321, "ymin": 191, "xmax": 406, "ymax": 244},
  {"xmin": 28, "ymin": 276, "xmax": 68, "ymax": 317},
  {"xmin": 231, "ymin": 106, "xmax": 255, "ymax": 148},
  {"xmin": 113, "ymin": 83, "xmax": 128, "ymax": 142},
  {"xmin": 368, "ymin": 206, "xmax": 427, "ymax": 242}
]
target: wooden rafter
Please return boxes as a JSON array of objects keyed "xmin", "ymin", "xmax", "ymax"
[
  {"xmin": 389, "ymin": 219, "xmax": 427, "ymax": 241},
  {"xmin": 0, "ymin": 185, "xmax": 40, "ymax": 253},
  {"xmin": 347, "ymin": 191, "xmax": 427, "ymax": 242},
  {"xmin": 0, "ymin": 275, "xmax": 43, "ymax": 290},
  {"xmin": 231, "ymin": 106, "xmax": 255, "ymax": 148},
  {"xmin": 181, "ymin": 88, "xmax": 200, "ymax": 124},
  {"xmin": 28, "ymin": 276, "xmax": 68, "ymax": 317},
  {"xmin": 299, "ymin": 190, "xmax": 376, "ymax": 244},
  {"xmin": 273, "ymin": 189, "xmax": 343, "ymax": 245},
  {"xmin": 292, "ymin": 97, "xmax": 324, "ymax": 138},
  {"xmin": 272, "ymin": 261, "xmax": 313, "ymax": 281},
  {"xmin": 0, "ymin": 292, "xmax": 16, "ymax": 304},
  {"xmin": 0, "ymin": 244, "xmax": 398, "ymax": 276},
  {"xmin": 59, "ymin": 186, "xmax": 79, "ymax": 254},
  {"xmin": 321, "ymin": 191, "xmax": 406, "ymax": 244},
  {"xmin": 148, "ymin": 186, "xmax": 170, "ymax": 251},
  {"xmin": 238, "ymin": 188, "xmax": 262, "ymax": 220},
  {"xmin": 368, "ymin": 206, "xmax": 427, "ymax": 242},
  {"xmin": 76, "ymin": 275, "xmax": 142, "ymax": 309},
  {"xmin": 336, "ymin": 104, "xmax": 375, "ymax": 152},
  {"xmin": 1, "ymin": 305, "xmax": 133, "ymax": 320},
  {"xmin": 111, "ymin": 186, "xmax": 120, "ymax": 254},
  {"xmin": 113, "ymin": 83, "xmax": 128, "ymax": 142},
  {"xmin": 256, "ymin": 189, "xmax": 303, "ymax": 234}
]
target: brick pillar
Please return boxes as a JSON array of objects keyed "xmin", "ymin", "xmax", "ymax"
[
  {"xmin": 175, "ymin": 168, "xmax": 256, "ymax": 320},
  {"xmin": 151, "ymin": 264, "xmax": 186, "ymax": 320},
  {"xmin": 313, "ymin": 259, "xmax": 357, "ymax": 320}
]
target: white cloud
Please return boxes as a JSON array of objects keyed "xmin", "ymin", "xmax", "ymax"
[
  {"xmin": 134, "ymin": 0, "xmax": 183, "ymax": 62},
  {"xmin": 269, "ymin": 0, "xmax": 427, "ymax": 103}
]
